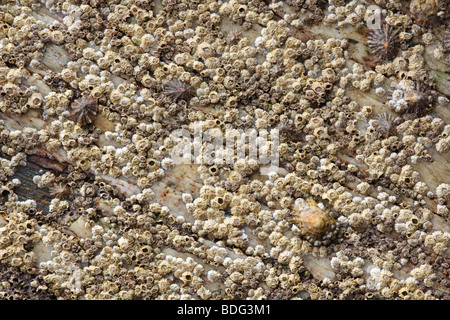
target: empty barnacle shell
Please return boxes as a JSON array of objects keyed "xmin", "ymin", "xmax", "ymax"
[
  {"xmin": 367, "ymin": 24, "xmax": 400, "ymax": 60},
  {"xmin": 226, "ymin": 30, "xmax": 242, "ymax": 45},
  {"xmin": 291, "ymin": 197, "xmax": 337, "ymax": 243},
  {"xmin": 0, "ymin": 185, "xmax": 12, "ymax": 198},
  {"xmin": 69, "ymin": 95, "xmax": 98, "ymax": 126}
]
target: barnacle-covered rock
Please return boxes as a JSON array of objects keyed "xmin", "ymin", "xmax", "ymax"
[{"xmin": 0, "ymin": 0, "xmax": 449, "ymax": 302}]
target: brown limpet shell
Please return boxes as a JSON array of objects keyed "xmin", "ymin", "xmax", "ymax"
[
  {"xmin": 164, "ymin": 78, "xmax": 195, "ymax": 102},
  {"xmin": 367, "ymin": 24, "xmax": 400, "ymax": 60},
  {"xmin": 69, "ymin": 95, "xmax": 98, "ymax": 126},
  {"xmin": 292, "ymin": 198, "xmax": 337, "ymax": 244},
  {"xmin": 49, "ymin": 182, "xmax": 70, "ymax": 199},
  {"xmin": 375, "ymin": 113, "xmax": 395, "ymax": 138}
]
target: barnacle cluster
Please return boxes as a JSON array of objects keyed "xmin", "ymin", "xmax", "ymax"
[
  {"xmin": 409, "ymin": 0, "xmax": 447, "ymax": 27},
  {"xmin": 0, "ymin": 0, "xmax": 449, "ymax": 300},
  {"xmin": 445, "ymin": 26, "xmax": 450, "ymax": 52},
  {"xmin": 387, "ymin": 76, "xmax": 438, "ymax": 119}
]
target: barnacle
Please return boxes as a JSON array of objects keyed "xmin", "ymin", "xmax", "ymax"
[
  {"xmin": 0, "ymin": 185, "xmax": 12, "ymax": 199},
  {"xmin": 367, "ymin": 24, "xmax": 400, "ymax": 60},
  {"xmin": 226, "ymin": 30, "xmax": 242, "ymax": 45},
  {"xmin": 291, "ymin": 198, "xmax": 337, "ymax": 244},
  {"xmin": 69, "ymin": 95, "xmax": 98, "ymax": 126},
  {"xmin": 164, "ymin": 79, "xmax": 194, "ymax": 102},
  {"xmin": 303, "ymin": 80, "xmax": 333, "ymax": 107}
]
